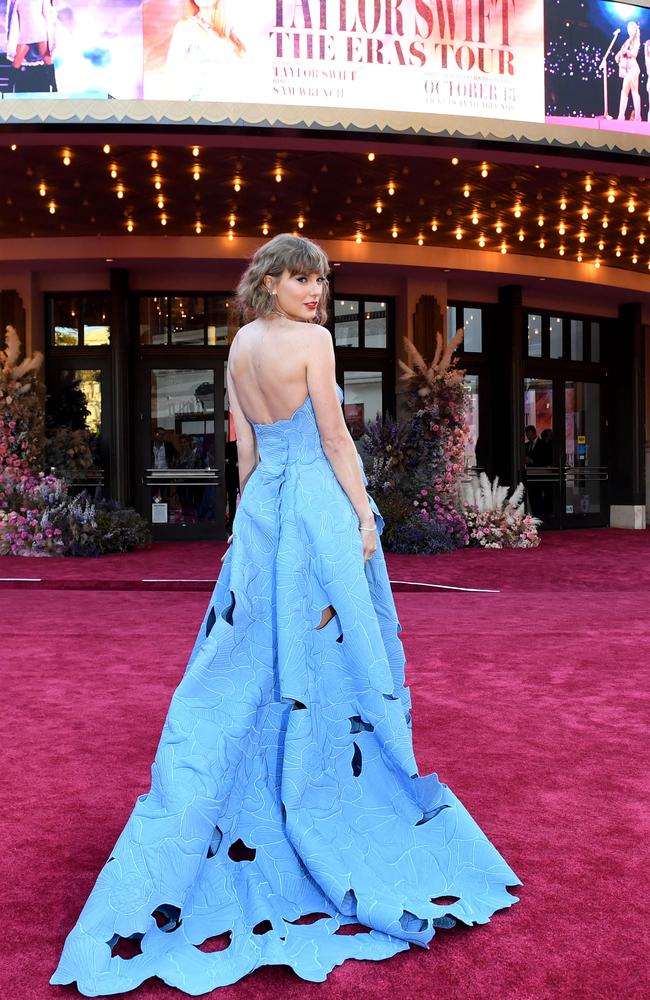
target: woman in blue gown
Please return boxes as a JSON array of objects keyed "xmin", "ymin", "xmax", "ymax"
[{"xmin": 51, "ymin": 234, "xmax": 520, "ymax": 996}]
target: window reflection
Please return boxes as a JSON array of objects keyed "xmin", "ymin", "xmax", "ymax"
[
  {"xmin": 52, "ymin": 297, "xmax": 79, "ymax": 346},
  {"xmin": 171, "ymin": 296, "xmax": 205, "ymax": 346},
  {"xmin": 334, "ymin": 299, "xmax": 359, "ymax": 347},
  {"xmin": 462, "ymin": 308, "xmax": 482, "ymax": 352},
  {"xmin": 528, "ymin": 314, "xmax": 542, "ymax": 357},
  {"xmin": 140, "ymin": 297, "xmax": 168, "ymax": 345},
  {"xmin": 82, "ymin": 296, "xmax": 110, "ymax": 346},
  {"xmin": 570, "ymin": 320, "xmax": 583, "ymax": 361},
  {"xmin": 343, "ymin": 370, "xmax": 382, "ymax": 442},
  {"xmin": 549, "ymin": 317, "xmax": 563, "ymax": 358},
  {"xmin": 206, "ymin": 296, "xmax": 239, "ymax": 345},
  {"xmin": 364, "ymin": 301, "xmax": 387, "ymax": 348}
]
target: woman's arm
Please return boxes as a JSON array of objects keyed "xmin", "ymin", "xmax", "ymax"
[
  {"xmin": 306, "ymin": 326, "xmax": 376, "ymax": 533},
  {"xmin": 226, "ymin": 365, "xmax": 258, "ymax": 495}
]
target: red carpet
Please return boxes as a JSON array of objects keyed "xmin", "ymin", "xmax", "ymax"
[{"xmin": 3, "ymin": 529, "xmax": 649, "ymax": 999}]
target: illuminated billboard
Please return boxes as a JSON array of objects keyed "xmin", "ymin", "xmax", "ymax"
[
  {"xmin": 545, "ymin": 0, "xmax": 650, "ymax": 134},
  {"xmin": 0, "ymin": 1, "xmax": 648, "ymax": 147}
]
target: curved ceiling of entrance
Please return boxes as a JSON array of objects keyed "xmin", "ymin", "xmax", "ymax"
[{"xmin": 1, "ymin": 140, "xmax": 649, "ymax": 275}]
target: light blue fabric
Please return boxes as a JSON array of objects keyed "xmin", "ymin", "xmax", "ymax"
[{"xmin": 51, "ymin": 386, "xmax": 520, "ymax": 996}]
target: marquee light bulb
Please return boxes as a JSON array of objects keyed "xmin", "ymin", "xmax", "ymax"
[
  {"xmin": 356, "ymin": 233, "xmax": 363, "ymax": 244},
  {"xmin": 228, "ymin": 230, "xmax": 234, "ymax": 241},
  {"xmin": 560, "ymin": 199, "xmax": 567, "ymax": 211},
  {"xmin": 538, "ymin": 216, "xmax": 544, "ymax": 227},
  {"xmin": 559, "ymin": 246, "xmax": 565, "ymax": 256},
  {"xmin": 518, "ymin": 231, "xmax": 525, "ymax": 241},
  {"xmin": 110, "ymin": 165, "xmax": 118, "ymax": 179},
  {"xmin": 628, "ymin": 200, "xmax": 635, "ymax": 213},
  {"xmin": 471, "ymin": 212, "xmax": 479, "ymax": 225},
  {"xmin": 62, "ymin": 150, "xmax": 71, "ymax": 166},
  {"xmin": 616, "ymin": 248, "xmax": 621, "ymax": 257},
  {"xmin": 539, "ymin": 238, "xmax": 545, "ymax": 249},
  {"xmin": 127, "ymin": 220, "xmax": 134, "ymax": 232},
  {"xmin": 157, "ymin": 197, "xmax": 164, "ymax": 209},
  {"xmin": 602, "ymin": 218, "xmax": 609, "ymax": 229},
  {"xmin": 500, "ymin": 243, "xmax": 507, "ymax": 254},
  {"xmin": 262, "ymin": 224, "xmax": 269, "ymax": 235},
  {"xmin": 39, "ymin": 183, "xmax": 46, "ymax": 197},
  {"xmin": 275, "ymin": 170, "xmax": 282, "ymax": 183},
  {"xmin": 154, "ymin": 177, "xmax": 162, "ymax": 190},
  {"xmin": 480, "ymin": 164, "xmax": 489, "ymax": 178},
  {"xmin": 581, "ymin": 208, "xmax": 589, "ymax": 220},
  {"xmin": 48, "ymin": 201, "xmax": 55, "ymax": 214},
  {"xmin": 233, "ymin": 177, "xmax": 241, "ymax": 192},
  {"xmin": 451, "ymin": 156, "xmax": 459, "ymax": 165},
  {"xmin": 621, "ymin": 225, "xmax": 628, "ymax": 236},
  {"xmin": 103, "ymin": 144, "xmax": 110, "ymax": 154},
  {"xmin": 367, "ymin": 152, "xmax": 375, "ymax": 161},
  {"xmin": 193, "ymin": 167, "xmax": 200, "ymax": 180},
  {"xmin": 479, "ymin": 235, "xmax": 486, "ymax": 247},
  {"xmin": 594, "ymin": 259, "xmax": 601, "ymax": 268},
  {"xmin": 192, "ymin": 146, "xmax": 200, "ymax": 157},
  {"xmin": 607, "ymin": 191, "xmax": 615, "ymax": 203},
  {"xmin": 388, "ymin": 182, "xmax": 395, "ymax": 196},
  {"xmin": 150, "ymin": 157, "xmax": 158, "ymax": 169},
  {"xmin": 376, "ymin": 201, "xmax": 383, "ymax": 214},
  {"xmin": 392, "ymin": 227, "xmax": 398, "ymax": 238},
  {"xmin": 229, "ymin": 216, "xmax": 236, "ymax": 227},
  {"xmin": 514, "ymin": 205, "xmax": 522, "ymax": 218},
  {"xmin": 585, "ymin": 178, "xmax": 592, "ymax": 192},
  {"xmin": 632, "ymin": 254, "xmax": 638, "ymax": 263},
  {"xmin": 496, "ymin": 222, "xmax": 503, "ymax": 234},
  {"xmin": 431, "ymin": 221, "xmax": 438, "ymax": 231},
  {"xmin": 579, "ymin": 233, "xmax": 586, "ymax": 243},
  {"xmin": 598, "ymin": 241, "xmax": 604, "ymax": 251},
  {"xmin": 195, "ymin": 222, "xmax": 202, "ymax": 234},
  {"xmin": 161, "ymin": 214, "xmax": 167, "ymax": 226},
  {"xmin": 463, "ymin": 185, "xmax": 470, "ymax": 198},
  {"xmin": 639, "ymin": 235, "xmax": 646, "ymax": 245},
  {"xmin": 116, "ymin": 185, "xmax": 124, "ymax": 199},
  {"xmin": 455, "ymin": 228, "xmax": 463, "ymax": 240},
  {"xmin": 577, "ymin": 253, "xmax": 583, "ymax": 262},
  {"xmin": 417, "ymin": 236, "xmax": 423, "ymax": 246}
]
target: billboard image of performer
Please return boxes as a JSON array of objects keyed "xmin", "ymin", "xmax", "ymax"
[
  {"xmin": 614, "ymin": 20, "xmax": 641, "ymax": 120},
  {"xmin": 5, "ymin": 0, "xmax": 56, "ymax": 90},
  {"xmin": 164, "ymin": 0, "xmax": 246, "ymax": 99},
  {"xmin": 1, "ymin": 0, "xmax": 144, "ymax": 98},
  {"xmin": 545, "ymin": 0, "xmax": 650, "ymax": 134}
]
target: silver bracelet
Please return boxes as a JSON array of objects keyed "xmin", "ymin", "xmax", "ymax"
[{"xmin": 359, "ymin": 524, "xmax": 376, "ymax": 532}]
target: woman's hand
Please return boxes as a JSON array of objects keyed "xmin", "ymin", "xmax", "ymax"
[
  {"xmin": 220, "ymin": 534, "xmax": 233, "ymax": 563},
  {"xmin": 359, "ymin": 520, "xmax": 377, "ymax": 562}
]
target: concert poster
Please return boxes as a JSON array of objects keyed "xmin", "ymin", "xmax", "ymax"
[
  {"xmin": 0, "ymin": 0, "xmax": 143, "ymax": 98},
  {"xmin": 545, "ymin": 0, "xmax": 650, "ymax": 133},
  {"xmin": 143, "ymin": 0, "xmax": 546, "ymax": 123}
]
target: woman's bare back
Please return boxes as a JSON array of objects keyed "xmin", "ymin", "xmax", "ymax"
[{"xmin": 227, "ymin": 318, "xmax": 315, "ymax": 425}]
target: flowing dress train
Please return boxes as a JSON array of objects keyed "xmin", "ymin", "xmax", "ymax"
[{"xmin": 50, "ymin": 387, "xmax": 520, "ymax": 996}]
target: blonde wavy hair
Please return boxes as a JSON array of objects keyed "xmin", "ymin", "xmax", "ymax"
[
  {"xmin": 188, "ymin": 1, "xmax": 245, "ymax": 55},
  {"xmin": 236, "ymin": 234, "xmax": 330, "ymax": 325}
]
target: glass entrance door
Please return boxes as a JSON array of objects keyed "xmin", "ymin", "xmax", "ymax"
[
  {"xmin": 564, "ymin": 381, "xmax": 606, "ymax": 521},
  {"xmin": 136, "ymin": 363, "xmax": 227, "ymax": 540},
  {"xmin": 522, "ymin": 376, "xmax": 607, "ymax": 528}
]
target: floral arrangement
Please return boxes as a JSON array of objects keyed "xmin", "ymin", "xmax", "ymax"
[
  {"xmin": 362, "ymin": 329, "xmax": 470, "ymax": 555},
  {"xmin": 461, "ymin": 473, "xmax": 541, "ymax": 549},
  {"xmin": 0, "ymin": 325, "xmax": 151, "ymax": 557}
]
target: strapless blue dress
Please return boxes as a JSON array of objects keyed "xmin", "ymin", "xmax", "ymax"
[{"xmin": 51, "ymin": 387, "xmax": 520, "ymax": 996}]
